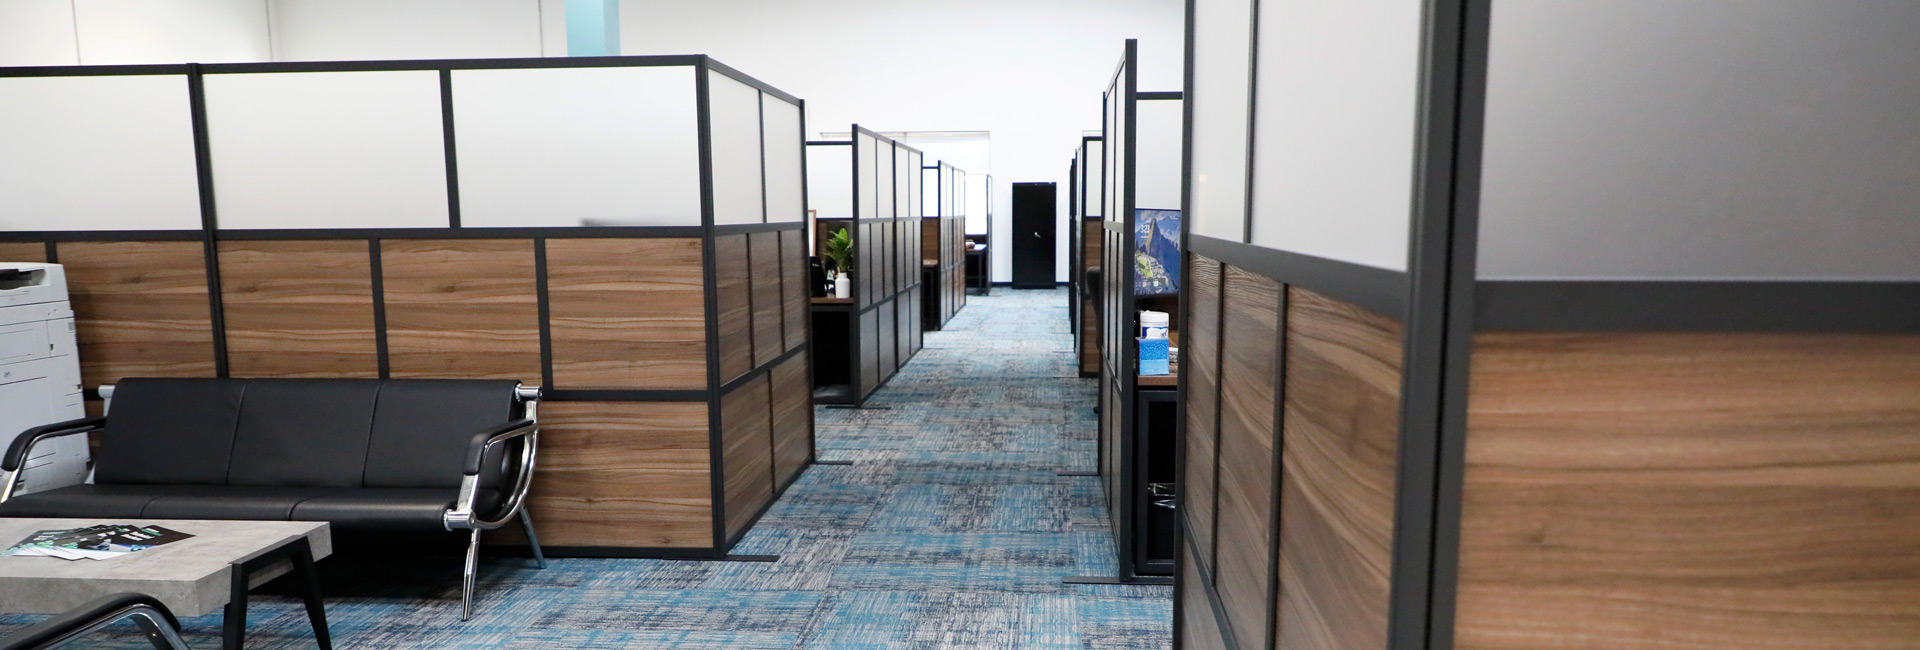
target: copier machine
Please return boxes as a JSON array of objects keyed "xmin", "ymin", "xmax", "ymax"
[{"xmin": 0, "ymin": 263, "xmax": 88, "ymax": 495}]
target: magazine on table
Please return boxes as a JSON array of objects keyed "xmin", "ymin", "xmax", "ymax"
[{"xmin": 1, "ymin": 524, "xmax": 195, "ymax": 561}]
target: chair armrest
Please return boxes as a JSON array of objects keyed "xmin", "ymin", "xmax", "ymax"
[
  {"xmin": 462, "ymin": 418, "xmax": 537, "ymax": 475},
  {"xmin": 3, "ymin": 417, "xmax": 105, "ymax": 473},
  {"xmin": 0, "ymin": 592, "xmax": 186, "ymax": 650}
]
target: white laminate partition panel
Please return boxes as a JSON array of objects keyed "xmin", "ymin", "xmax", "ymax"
[
  {"xmin": 875, "ymin": 139, "xmax": 895, "ymax": 220},
  {"xmin": 453, "ymin": 66, "xmax": 700, "ymax": 227},
  {"xmin": 1247, "ymin": 0, "xmax": 1423, "ymax": 271},
  {"xmin": 1106, "ymin": 86, "xmax": 1128, "ymax": 224},
  {"xmin": 0, "ymin": 75, "xmax": 202, "ymax": 231},
  {"xmin": 808, "ymin": 144, "xmax": 852, "ymax": 220},
  {"xmin": 1085, "ymin": 140, "xmax": 1105, "ymax": 219},
  {"xmin": 908, "ymin": 151, "xmax": 923, "ymax": 219},
  {"xmin": 923, "ymin": 168, "xmax": 939, "ymax": 218},
  {"xmin": 0, "ymin": 1, "xmax": 79, "ymax": 67},
  {"xmin": 895, "ymin": 145, "xmax": 914, "ymax": 220},
  {"xmin": 206, "ymin": 71, "xmax": 449, "ymax": 230},
  {"xmin": 1478, "ymin": 0, "xmax": 1920, "ymax": 280},
  {"xmin": 74, "ymin": 0, "xmax": 270, "ymax": 64},
  {"xmin": 855, "ymin": 133, "xmax": 878, "ymax": 222},
  {"xmin": 1188, "ymin": 0, "xmax": 1254, "ymax": 241},
  {"xmin": 709, "ymin": 71, "xmax": 765, "ymax": 225},
  {"xmin": 763, "ymin": 97, "xmax": 805, "ymax": 223},
  {"xmin": 1136, "ymin": 99, "xmax": 1185, "ymax": 212}
]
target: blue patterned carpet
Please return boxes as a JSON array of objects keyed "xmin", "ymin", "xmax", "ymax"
[{"xmin": 0, "ymin": 288, "xmax": 1170, "ymax": 649}]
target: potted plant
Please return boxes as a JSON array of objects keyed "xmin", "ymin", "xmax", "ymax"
[{"xmin": 824, "ymin": 227, "xmax": 854, "ymax": 299}]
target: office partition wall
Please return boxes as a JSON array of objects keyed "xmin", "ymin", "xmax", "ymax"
[
  {"xmin": 922, "ymin": 161, "xmax": 968, "ymax": 330},
  {"xmin": 804, "ymin": 128, "xmax": 925, "ymax": 406},
  {"xmin": 1095, "ymin": 41, "xmax": 1186, "ymax": 582},
  {"xmin": 1173, "ymin": 1, "xmax": 1920, "ymax": 649},
  {"xmin": 1072, "ymin": 136, "xmax": 1105, "ymax": 377},
  {"xmin": 0, "ymin": 55, "xmax": 814, "ymax": 559}
]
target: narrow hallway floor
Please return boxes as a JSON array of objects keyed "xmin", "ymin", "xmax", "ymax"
[{"xmin": 0, "ymin": 288, "xmax": 1172, "ymax": 649}]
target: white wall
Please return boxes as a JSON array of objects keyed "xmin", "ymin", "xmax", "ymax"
[
  {"xmin": 0, "ymin": 0, "xmax": 270, "ymax": 66},
  {"xmin": 270, "ymin": 0, "xmax": 563, "ymax": 61},
  {"xmin": 617, "ymin": 0, "xmax": 1184, "ymax": 282}
]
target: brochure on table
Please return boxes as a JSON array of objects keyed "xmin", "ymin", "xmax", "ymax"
[{"xmin": 1, "ymin": 524, "xmax": 195, "ymax": 561}]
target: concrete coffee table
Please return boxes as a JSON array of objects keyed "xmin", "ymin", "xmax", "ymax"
[{"xmin": 0, "ymin": 519, "xmax": 332, "ymax": 650}]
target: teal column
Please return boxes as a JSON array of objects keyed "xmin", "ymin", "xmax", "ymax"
[{"xmin": 567, "ymin": 0, "xmax": 621, "ymax": 57}]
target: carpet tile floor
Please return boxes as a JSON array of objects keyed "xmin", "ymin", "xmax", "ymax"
[{"xmin": 0, "ymin": 288, "xmax": 1171, "ymax": 649}]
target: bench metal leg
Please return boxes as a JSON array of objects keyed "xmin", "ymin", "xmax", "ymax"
[
  {"xmin": 461, "ymin": 528, "xmax": 481, "ymax": 622},
  {"xmin": 519, "ymin": 509, "xmax": 547, "ymax": 570}
]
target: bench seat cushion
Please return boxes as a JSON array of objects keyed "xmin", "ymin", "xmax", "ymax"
[
  {"xmin": 0, "ymin": 485, "xmax": 477, "ymax": 530},
  {"xmin": 140, "ymin": 486, "xmax": 340, "ymax": 521},
  {"xmin": 0, "ymin": 485, "xmax": 219, "ymax": 518},
  {"xmin": 289, "ymin": 488, "xmax": 486, "ymax": 533}
]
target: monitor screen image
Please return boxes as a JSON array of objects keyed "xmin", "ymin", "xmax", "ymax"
[{"xmin": 1134, "ymin": 209, "xmax": 1180, "ymax": 296}]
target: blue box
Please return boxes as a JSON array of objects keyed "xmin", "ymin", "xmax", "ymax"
[{"xmin": 1138, "ymin": 337, "xmax": 1170, "ymax": 375}]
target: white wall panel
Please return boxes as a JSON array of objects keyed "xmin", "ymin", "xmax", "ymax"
[
  {"xmin": 1135, "ymin": 99, "xmax": 1184, "ymax": 212},
  {"xmin": 1478, "ymin": 0, "xmax": 1920, "ymax": 280},
  {"xmin": 855, "ymin": 133, "xmax": 878, "ymax": 223},
  {"xmin": 74, "ymin": 0, "xmax": 270, "ymax": 64},
  {"xmin": 709, "ymin": 71, "xmax": 765, "ymax": 225},
  {"xmin": 452, "ymin": 66, "xmax": 699, "ymax": 228},
  {"xmin": 1247, "ymin": 0, "xmax": 1423, "ymax": 271},
  {"xmin": 270, "ymin": 0, "xmax": 543, "ymax": 62},
  {"xmin": 763, "ymin": 98, "xmax": 805, "ymax": 223},
  {"xmin": 0, "ymin": 75, "xmax": 201, "ymax": 231},
  {"xmin": 0, "ymin": 0, "xmax": 80, "ymax": 67},
  {"xmin": 874, "ymin": 138, "xmax": 894, "ymax": 220},
  {"xmin": 206, "ymin": 71, "xmax": 449, "ymax": 230},
  {"xmin": 1084, "ymin": 140, "xmax": 1105, "ymax": 219},
  {"xmin": 1188, "ymin": 0, "xmax": 1254, "ymax": 241}
]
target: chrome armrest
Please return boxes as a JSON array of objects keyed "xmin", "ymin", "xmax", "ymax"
[
  {"xmin": 443, "ymin": 386, "xmax": 541, "ymax": 532},
  {"xmin": 1, "ymin": 417, "xmax": 106, "ymax": 503}
]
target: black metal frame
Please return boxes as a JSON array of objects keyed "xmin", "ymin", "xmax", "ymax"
[
  {"xmin": 1087, "ymin": 40, "xmax": 1187, "ymax": 584},
  {"xmin": 0, "ymin": 54, "xmax": 815, "ymax": 562}
]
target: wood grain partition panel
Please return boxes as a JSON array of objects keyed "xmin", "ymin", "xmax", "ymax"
[
  {"xmin": 58, "ymin": 241, "xmax": 218, "ymax": 386},
  {"xmin": 1215, "ymin": 266, "xmax": 1280, "ymax": 649},
  {"xmin": 0, "ymin": 243, "xmax": 45, "ymax": 262},
  {"xmin": 1454, "ymin": 332, "xmax": 1920, "ymax": 650},
  {"xmin": 715, "ymin": 234, "xmax": 753, "ymax": 383},
  {"xmin": 749, "ymin": 232, "xmax": 783, "ymax": 368},
  {"xmin": 218, "ymin": 240, "xmax": 378, "ymax": 378},
  {"xmin": 1277, "ymin": 287, "xmax": 1403, "ymax": 650},
  {"xmin": 720, "ymin": 373, "xmax": 775, "ymax": 541},
  {"xmin": 379, "ymin": 239, "xmax": 540, "ymax": 382},
  {"xmin": 769, "ymin": 353, "xmax": 811, "ymax": 488},
  {"xmin": 1182, "ymin": 544, "xmax": 1232, "ymax": 650},
  {"xmin": 544, "ymin": 238, "xmax": 706, "ymax": 390},
  {"xmin": 531, "ymin": 401, "xmax": 713, "ymax": 548},
  {"xmin": 878, "ymin": 303, "xmax": 897, "ymax": 378},
  {"xmin": 859, "ymin": 309, "xmax": 879, "ymax": 392},
  {"xmin": 782, "ymin": 229, "xmax": 807, "ymax": 352},
  {"xmin": 922, "ymin": 217, "xmax": 939, "ymax": 262},
  {"xmin": 1183, "ymin": 256, "xmax": 1223, "ymax": 571}
]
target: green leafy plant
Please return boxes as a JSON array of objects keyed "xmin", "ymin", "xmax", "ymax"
[{"xmin": 824, "ymin": 227, "xmax": 854, "ymax": 276}]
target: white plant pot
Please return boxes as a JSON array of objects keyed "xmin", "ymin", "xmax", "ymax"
[{"xmin": 834, "ymin": 275, "xmax": 851, "ymax": 299}]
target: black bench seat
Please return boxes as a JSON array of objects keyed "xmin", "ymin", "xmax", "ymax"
[{"xmin": 0, "ymin": 378, "xmax": 544, "ymax": 621}]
